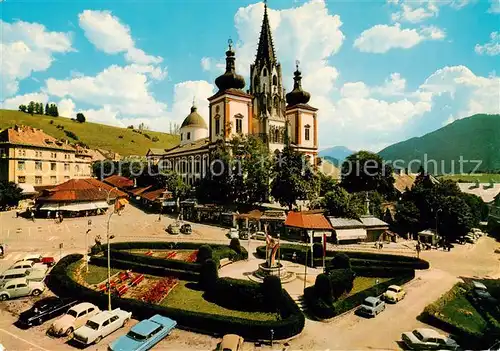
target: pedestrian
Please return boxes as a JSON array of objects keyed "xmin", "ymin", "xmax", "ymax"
[
  {"xmin": 158, "ymin": 212, "xmax": 162, "ymax": 221},
  {"xmin": 416, "ymin": 242, "xmax": 421, "ymax": 258},
  {"xmin": 292, "ymin": 252, "xmax": 297, "ymax": 262},
  {"xmin": 60, "ymin": 213, "xmax": 64, "ymax": 222},
  {"xmin": 15, "ymin": 210, "xmax": 19, "ymax": 218},
  {"xmin": 47, "ymin": 210, "xmax": 51, "ymax": 219},
  {"xmin": 31, "ymin": 210, "xmax": 35, "ymax": 222}
]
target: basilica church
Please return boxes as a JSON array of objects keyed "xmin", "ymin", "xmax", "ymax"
[{"xmin": 154, "ymin": 3, "xmax": 319, "ymax": 185}]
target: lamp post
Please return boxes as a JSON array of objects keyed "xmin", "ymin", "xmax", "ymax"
[
  {"xmin": 106, "ymin": 186, "xmax": 118, "ymax": 311},
  {"xmin": 277, "ymin": 233, "xmax": 281, "ymax": 277},
  {"xmin": 436, "ymin": 208, "xmax": 442, "ymax": 248},
  {"xmin": 85, "ymin": 228, "xmax": 91, "ymax": 273}
]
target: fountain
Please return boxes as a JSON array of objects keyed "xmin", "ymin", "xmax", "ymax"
[{"xmin": 250, "ymin": 235, "xmax": 296, "ymax": 283}]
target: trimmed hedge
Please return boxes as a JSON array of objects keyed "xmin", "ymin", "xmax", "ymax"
[
  {"xmin": 304, "ymin": 271, "xmax": 415, "ymax": 319},
  {"xmin": 206, "ymin": 278, "xmax": 265, "ymax": 312},
  {"xmin": 46, "ymin": 254, "xmax": 304, "ymax": 340},
  {"xmin": 103, "ymin": 241, "xmax": 248, "ymax": 270},
  {"xmin": 256, "ymin": 244, "xmax": 429, "ymax": 270}
]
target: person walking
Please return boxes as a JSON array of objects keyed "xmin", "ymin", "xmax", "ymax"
[
  {"xmin": 47, "ymin": 210, "xmax": 51, "ymax": 219},
  {"xmin": 30, "ymin": 210, "xmax": 35, "ymax": 222}
]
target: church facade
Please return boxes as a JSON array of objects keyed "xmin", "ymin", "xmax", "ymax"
[{"xmin": 155, "ymin": 3, "xmax": 319, "ymax": 185}]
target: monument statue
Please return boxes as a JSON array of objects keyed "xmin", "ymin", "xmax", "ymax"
[{"xmin": 265, "ymin": 236, "xmax": 280, "ymax": 268}]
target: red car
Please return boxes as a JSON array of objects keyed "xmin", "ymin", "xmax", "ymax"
[{"xmin": 19, "ymin": 254, "xmax": 56, "ymax": 267}]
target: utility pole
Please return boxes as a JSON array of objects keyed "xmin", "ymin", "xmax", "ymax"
[{"xmin": 106, "ymin": 186, "xmax": 118, "ymax": 311}]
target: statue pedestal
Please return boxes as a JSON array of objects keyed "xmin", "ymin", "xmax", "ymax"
[{"xmin": 250, "ymin": 262, "xmax": 296, "ymax": 283}]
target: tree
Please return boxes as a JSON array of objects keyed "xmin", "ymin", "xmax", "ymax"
[
  {"xmin": 340, "ymin": 151, "xmax": 395, "ymax": 197},
  {"xmin": 199, "ymin": 259, "xmax": 218, "ymax": 291},
  {"xmin": 18, "ymin": 105, "xmax": 27, "ymax": 113},
  {"xmin": 271, "ymin": 139, "xmax": 314, "ymax": 210},
  {"xmin": 318, "ymin": 172, "xmax": 337, "ymax": 196},
  {"xmin": 329, "ymin": 253, "xmax": 351, "ymax": 270},
  {"xmin": 27, "ymin": 101, "xmax": 35, "ymax": 115},
  {"xmin": 39, "ymin": 102, "xmax": 44, "ymax": 115},
  {"xmin": 52, "ymin": 104, "xmax": 59, "ymax": 117},
  {"xmin": 229, "ymin": 238, "xmax": 242, "ymax": 254},
  {"xmin": 438, "ymin": 196, "xmax": 474, "ymax": 241},
  {"xmin": 329, "ymin": 269, "xmax": 355, "ymax": 300},
  {"xmin": 196, "ymin": 245, "xmax": 213, "ymax": 263},
  {"xmin": 0, "ymin": 181, "xmax": 23, "ymax": 209},
  {"xmin": 314, "ymin": 273, "xmax": 333, "ymax": 303},
  {"xmin": 76, "ymin": 113, "xmax": 86, "ymax": 123},
  {"xmin": 45, "ymin": 103, "xmax": 50, "ymax": 116},
  {"xmin": 395, "ymin": 199, "xmax": 421, "ymax": 237},
  {"xmin": 321, "ymin": 186, "xmax": 359, "ymax": 218},
  {"xmin": 262, "ymin": 276, "xmax": 283, "ymax": 312}
]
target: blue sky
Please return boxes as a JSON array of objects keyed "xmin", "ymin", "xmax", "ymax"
[{"xmin": 1, "ymin": 0, "xmax": 499, "ymax": 151}]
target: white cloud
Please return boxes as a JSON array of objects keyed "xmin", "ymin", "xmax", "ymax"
[
  {"xmin": 0, "ymin": 20, "xmax": 73, "ymax": 98},
  {"xmin": 78, "ymin": 10, "xmax": 163, "ymax": 65},
  {"xmin": 488, "ymin": 0, "xmax": 500, "ymax": 13},
  {"xmin": 374, "ymin": 73, "xmax": 407, "ymax": 96},
  {"xmin": 1, "ymin": 92, "xmax": 49, "ymax": 110},
  {"xmin": 475, "ymin": 32, "xmax": 500, "ymax": 56},
  {"xmin": 341, "ymin": 82, "xmax": 370, "ymax": 99},
  {"xmin": 44, "ymin": 64, "xmax": 168, "ymax": 118},
  {"xmin": 389, "ymin": 0, "xmax": 473, "ymax": 23},
  {"xmin": 57, "ymin": 98, "xmax": 76, "ymax": 117},
  {"xmin": 353, "ymin": 23, "xmax": 445, "ymax": 53}
]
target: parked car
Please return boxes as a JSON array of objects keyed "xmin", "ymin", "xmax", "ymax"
[
  {"xmin": 471, "ymin": 280, "xmax": 497, "ymax": 303},
  {"xmin": 18, "ymin": 296, "xmax": 79, "ymax": 327},
  {"xmin": 464, "ymin": 235, "xmax": 476, "ymax": 244},
  {"xmin": 166, "ymin": 223, "xmax": 180, "ymax": 235},
  {"xmin": 238, "ymin": 229, "xmax": 249, "ymax": 240},
  {"xmin": 180, "ymin": 223, "xmax": 192, "ymax": 234},
  {"xmin": 18, "ymin": 254, "xmax": 56, "ymax": 267},
  {"xmin": 0, "ymin": 278, "xmax": 45, "ymax": 301},
  {"xmin": 219, "ymin": 334, "xmax": 244, "ymax": 351},
  {"xmin": 9, "ymin": 260, "xmax": 47, "ymax": 273},
  {"xmin": 108, "ymin": 314, "xmax": 177, "ymax": 351},
  {"xmin": 0, "ymin": 268, "xmax": 30, "ymax": 284},
  {"xmin": 73, "ymin": 308, "xmax": 132, "ymax": 345},
  {"xmin": 250, "ymin": 231, "xmax": 266, "ymax": 241},
  {"xmin": 227, "ymin": 228, "xmax": 239, "ymax": 239},
  {"xmin": 48, "ymin": 302, "xmax": 100, "ymax": 337},
  {"xmin": 357, "ymin": 296, "xmax": 385, "ymax": 317},
  {"xmin": 383, "ymin": 285, "xmax": 406, "ymax": 303},
  {"xmin": 402, "ymin": 328, "xmax": 459, "ymax": 350}
]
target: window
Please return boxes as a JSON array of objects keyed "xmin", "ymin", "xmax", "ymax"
[
  {"xmin": 195, "ymin": 160, "xmax": 200, "ymax": 174},
  {"xmin": 305, "ymin": 125, "xmax": 311, "ymax": 141},
  {"xmin": 180, "ymin": 133, "xmax": 183, "ymax": 141},
  {"xmin": 102, "ymin": 320, "xmax": 110, "ymax": 327},
  {"xmin": 64, "ymin": 163, "xmax": 70, "ymax": 172},
  {"xmin": 51, "ymin": 163, "xmax": 56, "ymax": 171},
  {"xmin": 235, "ymin": 117, "xmax": 243, "ymax": 134},
  {"xmin": 0, "ymin": 148, "xmax": 5, "ymax": 156},
  {"xmin": 215, "ymin": 116, "xmax": 221, "ymax": 136},
  {"xmin": 18, "ymin": 149, "xmax": 26, "ymax": 156},
  {"xmin": 35, "ymin": 176, "xmax": 42, "ymax": 185},
  {"xmin": 273, "ymin": 75, "xmax": 277, "ymax": 85},
  {"xmin": 17, "ymin": 161, "xmax": 25, "ymax": 170},
  {"xmin": 35, "ymin": 161, "xmax": 42, "ymax": 170},
  {"xmin": 187, "ymin": 132, "xmax": 191, "ymax": 140},
  {"xmin": 253, "ymin": 76, "xmax": 259, "ymax": 91},
  {"xmin": 110, "ymin": 315, "xmax": 119, "ymax": 323},
  {"xmin": 51, "ymin": 176, "xmax": 57, "ymax": 184},
  {"xmin": 263, "ymin": 68, "xmax": 267, "ymax": 76},
  {"xmin": 18, "ymin": 176, "xmax": 26, "ymax": 183},
  {"xmin": 75, "ymin": 165, "xmax": 80, "ymax": 173}
]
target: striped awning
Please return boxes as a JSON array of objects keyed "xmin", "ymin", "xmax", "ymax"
[{"xmin": 335, "ymin": 228, "xmax": 367, "ymax": 241}]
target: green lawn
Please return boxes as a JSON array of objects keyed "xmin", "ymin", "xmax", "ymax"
[
  {"xmin": 162, "ymin": 280, "xmax": 279, "ymax": 321},
  {"xmin": 0, "ymin": 109, "xmax": 179, "ymax": 156},
  {"xmin": 69, "ymin": 261, "xmax": 121, "ymax": 285},
  {"xmin": 348, "ymin": 277, "xmax": 390, "ymax": 296},
  {"xmin": 438, "ymin": 174, "xmax": 500, "ymax": 183}
]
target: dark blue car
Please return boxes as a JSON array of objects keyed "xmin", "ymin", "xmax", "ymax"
[{"xmin": 108, "ymin": 314, "xmax": 177, "ymax": 351}]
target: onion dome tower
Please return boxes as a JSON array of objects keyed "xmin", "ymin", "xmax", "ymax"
[
  {"xmin": 180, "ymin": 100, "xmax": 208, "ymax": 145},
  {"xmin": 286, "ymin": 61, "xmax": 311, "ymax": 107},
  {"xmin": 214, "ymin": 40, "xmax": 246, "ymax": 92}
]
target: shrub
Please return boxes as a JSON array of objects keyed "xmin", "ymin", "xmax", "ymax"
[
  {"xmin": 49, "ymin": 120, "xmax": 54, "ymax": 124},
  {"xmin": 46, "ymin": 254, "xmax": 305, "ymax": 340},
  {"xmin": 199, "ymin": 259, "xmax": 218, "ymax": 291},
  {"xmin": 118, "ymin": 135, "xmax": 124, "ymax": 139},
  {"xmin": 315, "ymin": 273, "xmax": 333, "ymax": 304},
  {"xmin": 329, "ymin": 269, "xmax": 355, "ymax": 299},
  {"xmin": 144, "ymin": 133, "xmax": 151, "ymax": 140},
  {"xmin": 76, "ymin": 113, "xmax": 86, "ymax": 123},
  {"xmin": 64, "ymin": 130, "xmax": 79, "ymax": 140},
  {"xmin": 312, "ymin": 242, "xmax": 323, "ymax": 258},
  {"xmin": 197, "ymin": 245, "xmax": 213, "ymax": 263},
  {"xmin": 206, "ymin": 278, "xmax": 265, "ymax": 312},
  {"xmin": 152, "ymin": 136, "xmax": 159, "ymax": 142},
  {"xmin": 329, "ymin": 253, "xmax": 351, "ymax": 270},
  {"xmin": 230, "ymin": 238, "xmax": 242, "ymax": 254},
  {"xmin": 263, "ymin": 276, "xmax": 283, "ymax": 312}
]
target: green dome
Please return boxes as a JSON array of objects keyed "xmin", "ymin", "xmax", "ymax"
[{"xmin": 181, "ymin": 106, "xmax": 208, "ymax": 129}]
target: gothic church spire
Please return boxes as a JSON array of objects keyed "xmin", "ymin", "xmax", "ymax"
[{"xmin": 255, "ymin": 1, "xmax": 276, "ymax": 66}]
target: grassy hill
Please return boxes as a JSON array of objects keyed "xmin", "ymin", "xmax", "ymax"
[
  {"xmin": 378, "ymin": 114, "xmax": 500, "ymax": 174},
  {"xmin": 438, "ymin": 174, "xmax": 500, "ymax": 183},
  {"xmin": 0, "ymin": 109, "xmax": 179, "ymax": 156}
]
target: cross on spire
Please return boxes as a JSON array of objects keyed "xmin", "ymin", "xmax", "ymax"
[{"xmin": 295, "ymin": 60, "xmax": 300, "ymax": 71}]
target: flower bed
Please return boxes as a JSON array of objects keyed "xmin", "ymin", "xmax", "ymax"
[{"xmin": 141, "ymin": 277, "xmax": 179, "ymax": 304}]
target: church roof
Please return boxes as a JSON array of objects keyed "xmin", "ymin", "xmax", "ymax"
[
  {"xmin": 255, "ymin": 2, "xmax": 276, "ymax": 66},
  {"xmin": 163, "ymin": 137, "xmax": 210, "ymax": 157},
  {"xmin": 181, "ymin": 105, "xmax": 208, "ymax": 129},
  {"xmin": 286, "ymin": 64, "xmax": 312, "ymax": 107}
]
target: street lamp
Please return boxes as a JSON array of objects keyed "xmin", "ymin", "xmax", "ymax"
[
  {"xmin": 85, "ymin": 228, "xmax": 91, "ymax": 273},
  {"xmin": 436, "ymin": 208, "xmax": 443, "ymax": 248},
  {"xmin": 105, "ymin": 186, "xmax": 118, "ymax": 311}
]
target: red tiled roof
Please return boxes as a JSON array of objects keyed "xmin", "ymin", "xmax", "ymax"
[
  {"xmin": 129, "ymin": 186, "xmax": 152, "ymax": 196},
  {"xmin": 285, "ymin": 211, "xmax": 333, "ymax": 230},
  {"xmin": 103, "ymin": 175, "xmax": 134, "ymax": 189},
  {"xmin": 38, "ymin": 178, "xmax": 128, "ymax": 202},
  {"xmin": 140, "ymin": 189, "xmax": 172, "ymax": 202},
  {"xmin": 0, "ymin": 125, "xmax": 75, "ymax": 151}
]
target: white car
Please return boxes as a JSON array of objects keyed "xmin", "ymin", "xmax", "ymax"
[
  {"xmin": 73, "ymin": 308, "xmax": 131, "ymax": 345},
  {"xmin": 250, "ymin": 231, "xmax": 266, "ymax": 241},
  {"xmin": 0, "ymin": 278, "xmax": 45, "ymax": 301},
  {"xmin": 402, "ymin": 328, "xmax": 459, "ymax": 350},
  {"xmin": 383, "ymin": 285, "xmax": 407, "ymax": 303},
  {"xmin": 9, "ymin": 260, "xmax": 48, "ymax": 273},
  {"xmin": 228, "ymin": 228, "xmax": 239, "ymax": 239},
  {"xmin": 48, "ymin": 302, "xmax": 100, "ymax": 337}
]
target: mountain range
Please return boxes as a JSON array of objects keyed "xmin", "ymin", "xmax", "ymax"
[
  {"xmin": 378, "ymin": 114, "xmax": 500, "ymax": 174},
  {"xmin": 319, "ymin": 146, "xmax": 355, "ymax": 163}
]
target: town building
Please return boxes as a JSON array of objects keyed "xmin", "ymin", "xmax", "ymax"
[
  {"xmin": 157, "ymin": 3, "xmax": 319, "ymax": 185},
  {"xmin": 0, "ymin": 125, "xmax": 93, "ymax": 187},
  {"xmin": 457, "ymin": 181, "xmax": 500, "ymax": 204}
]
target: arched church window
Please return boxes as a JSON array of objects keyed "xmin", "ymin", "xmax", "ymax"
[
  {"xmin": 273, "ymin": 75, "xmax": 277, "ymax": 86},
  {"xmin": 274, "ymin": 128, "xmax": 279, "ymax": 143},
  {"xmin": 263, "ymin": 68, "xmax": 267, "ymax": 77},
  {"xmin": 273, "ymin": 96, "xmax": 279, "ymax": 110},
  {"xmin": 254, "ymin": 76, "xmax": 259, "ymax": 91},
  {"xmin": 214, "ymin": 115, "xmax": 221, "ymax": 136},
  {"xmin": 304, "ymin": 124, "xmax": 311, "ymax": 141}
]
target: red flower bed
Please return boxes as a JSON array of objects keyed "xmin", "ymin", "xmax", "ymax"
[
  {"xmin": 140, "ymin": 277, "xmax": 179, "ymax": 304},
  {"xmin": 186, "ymin": 250, "xmax": 198, "ymax": 263}
]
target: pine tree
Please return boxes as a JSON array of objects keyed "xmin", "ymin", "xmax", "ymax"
[
  {"xmin": 39, "ymin": 102, "xmax": 44, "ymax": 115},
  {"xmin": 18, "ymin": 105, "xmax": 27, "ymax": 113},
  {"xmin": 53, "ymin": 104, "xmax": 59, "ymax": 117},
  {"xmin": 27, "ymin": 101, "xmax": 35, "ymax": 115},
  {"xmin": 45, "ymin": 103, "xmax": 50, "ymax": 115},
  {"xmin": 34, "ymin": 102, "xmax": 40, "ymax": 114}
]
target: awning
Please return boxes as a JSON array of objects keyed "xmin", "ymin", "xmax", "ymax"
[
  {"xmin": 335, "ymin": 228, "xmax": 367, "ymax": 241},
  {"xmin": 40, "ymin": 201, "xmax": 109, "ymax": 211},
  {"xmin": 39, "ymin": 203, "xmax": 60, "ymax": 211},
  {"xmin": 162, "ymin": 201, "xmax": 176, "ymax": 206}
]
